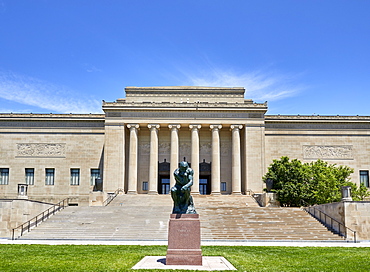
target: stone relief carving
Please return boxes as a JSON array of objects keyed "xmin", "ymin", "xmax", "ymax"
[
  {"xmin": 221, "ymin": 142, "xmax": 231, "ymax": 156},
  {"xmin": 17, "ymin": 143, "xmax": 66, "ymax": 157},
  {"xmin": 159, "ymin": 142, "xmax": 170, "ymax": 155},
  {"xmin": 200, "ymin": 142, "xmax": 211, "ymax": 155},
  {"xmin": 303, "ymin": 145, "xmax": 353, "ymax": 159},
  {"xmin": 179, "ymin": 142, "xmax": 191, "ymax": 157},
  {"xmin": 139, "ymin": 143, "xmax": 150, "ymax": 155}
]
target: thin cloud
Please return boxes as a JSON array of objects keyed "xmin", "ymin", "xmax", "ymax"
[
  {"xmin": 0, "ymin": 71, "xmax": 102, "ymax": 113},
  {"xmin": 184, "ymin": 68, "xmax": 304, "ymax": 102}
]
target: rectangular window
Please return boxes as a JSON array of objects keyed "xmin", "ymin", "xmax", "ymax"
[
  {"xmin": 45, "ymin": 168, "xmax": 55, "ymax": 185},
  {"xmin": 0, "ymin": 168, "xmax": 9, "ymax": 185},
  {"xmin": 90, "ymin": 169, "xmax": 100, "ymax": 186},
  {"xmin": 221, "ymin": 182, "xmax": 227, "ymax": 192},
  {"xmin": 360, "ymin": 170, "xmax": 369, "ymax": 188},
  {"xmin": 142, "ymin": 181, "xmax": 148, "ymax": 191},
  {"xmin": 70, "ymin": 169, "xmax": 80, "ymax": 185},
  {"xmin": 25, "ymin": 168, "xmax": 34, "ymax": 185}
]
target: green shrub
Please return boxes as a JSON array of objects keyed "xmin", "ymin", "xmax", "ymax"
[{"xmin": 263, "ymin": 156, "xmax": 369, "ymax": 206}]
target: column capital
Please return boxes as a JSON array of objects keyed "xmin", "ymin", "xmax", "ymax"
[
  {"xmin": 148, "ymin": 124, "xmax": 160, "ymax": 130},
  {"xmin": 127, "ymin": 124, "xmax": 140, "ymax": 130},
  {"xmin": 168, "ymin": 124, "xmax": 181, "ymax": 130},
  {"xmin": 230, "ymin": 124, "xmax": 243, "ymax": 131},
  {"xmin": 189, "ymin": 124, "xmax": 201, "ymax": 130},
  {"xmin": 210, "ymin": 124, "xmax": 222, "ymax": 131}
]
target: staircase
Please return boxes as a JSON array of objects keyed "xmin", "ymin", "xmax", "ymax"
[{"xmin": 18, "ymin": 194, "xmax": 344, "ymax": 241}]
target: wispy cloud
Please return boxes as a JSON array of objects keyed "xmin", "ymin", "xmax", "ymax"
[
  {"xmin": 183, "ymin": 68, "xmax": 304, "ymax": 102},
  {"xmin": 0, "ymin": 71, "xmax": 102, "ymax": 113}
]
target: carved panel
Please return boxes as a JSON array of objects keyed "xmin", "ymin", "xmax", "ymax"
[
  {"xmin": 139, "ymin": 143, "xmax": 150, "ymax": 155},
  {"xmin": 179, "ymin": 142, "xmax": 191, "ymax": 156},
  {"xmin": 221, "ymin": 142, "xmax": 231, "ymax": 156},
  {"xmin": 17, "ymin": 143, "xmax": 66, "ymax": 157},
  {"xmin": 200, "ymin": 142, "xmax": 211, "ymax": 155},
  {"xmin": 159, "ymin": 142, "xmax": 170, "ymax": 155},
  {"xmin": 303, "ymin": 145, "xmax": 353, "ymax": 160}
]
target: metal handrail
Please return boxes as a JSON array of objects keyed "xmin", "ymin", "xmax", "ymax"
[
  {"xmin": 103, "ymin": 188, "xmax": 124, "ymax": 206},
  {"xmin": 301, "ymin": 201, "xmax": 357, "ymax": 243},
  {"xmin": 11, "ymin": 198, "xmax": 70, "ymax": 240},
  {"xmin": 245, "ymin": 189, "xmax": 255, "ymax": 196}
]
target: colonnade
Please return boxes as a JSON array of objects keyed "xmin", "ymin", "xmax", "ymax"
[{"xmin": 125, "ymin": 123, "xmax": 243, "ymax": 195}]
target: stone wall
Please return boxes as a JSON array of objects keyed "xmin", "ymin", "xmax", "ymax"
[
  {"xmin": 265, "ymin": 115, "xmax": 370, "ymax": 186},
  {"xmin": 0, "ymin": 199, "xmax": 53, "ymax": 238},
  {"xmin": 0, "ymin": 114, "xmax": 105, "ymax": 205},
  {"xmin": 316, "ymin": 201, "xmax": 370, "ymax": 241}
]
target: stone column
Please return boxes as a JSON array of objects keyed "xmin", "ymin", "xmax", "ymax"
[
  {"xmin": 148, "ymin": 124, "xmax": 160, "ymax": 195},
  {"xmin": 210, "ymin": 125, "xmax": 222, "ymax": 195},
  {"xmin": 127, "ymin": 124, "xmax": 139, "ymax": 194},
  {"xmin": 189, "ymin": 124, "xmax": 201, "ymax": 194},
  {"xmin": 168, "ymin": 124, "xmax": 181, "ymax": 187},
  {"xmin": 231, "ymin": 125, "xmax": 243, "ymax": 195}
]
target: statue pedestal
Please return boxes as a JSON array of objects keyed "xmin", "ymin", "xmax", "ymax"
[{"xmin": 166, "ymin": 214, "xmax": 202, "ymax": 266}]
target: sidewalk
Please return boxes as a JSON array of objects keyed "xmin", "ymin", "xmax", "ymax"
[{"xmin": 1, "ymin": 239, "xmax": 369, "ymax": 247}]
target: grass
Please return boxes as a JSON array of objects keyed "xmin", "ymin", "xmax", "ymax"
[{"xmin": 1, "ymin": 245, "xmax": 369, "ymax": 271}]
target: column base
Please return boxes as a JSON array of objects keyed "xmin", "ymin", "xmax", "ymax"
[
  {"xmin": 232, "ymin": 191, "xmax": 242, "ymax": 195},
  {"xmin": 148, "ymin": 191, "xmax": 158, "ymax": 195},
  {"xmin": 127, "ymin": 190, "xmax": 137, "ymax": 195},
  {"xmin": 211, "ymin": 192, "xmax": 221, "ymax": 195}
]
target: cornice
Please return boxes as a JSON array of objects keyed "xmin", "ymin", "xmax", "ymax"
[{"xmin": 265, "ymin": 115, "xmax": 370, "ymax": 123}]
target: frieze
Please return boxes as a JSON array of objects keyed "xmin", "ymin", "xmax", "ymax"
[
  {"xmin": 179, "ymin": 142, "xmax": 191, "ymax": 155},
  {"xmin": 0, "ymin": 121, "xmax": 103, "ymax": 128},
  {"xmin": 139, "ymin": 143, "xmax": 150, "ymax": 155},
  {"xmin": 107, "ymin": 111, "xmax": 254, "ymax": 119},
  {"xmin": 17, "ymin": 143, "xmax": 66, "ymax": 157},
  {"xmin": 303, "ymin": 145, "xmax": 353, "ymax": 160},
  {"xmin": 221, "ymin": 142, "xmax": 231, "ymax": 156},
  {"xmin": 159, "ymin": 142, "xmax": 170, "ymax": 155},
  {"xmin": 200, "ymin": 142, "xmax": 211, "ymax": 155}
]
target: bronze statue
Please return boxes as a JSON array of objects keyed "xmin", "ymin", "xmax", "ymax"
[{"xmin": 171, "ymin": 161, "xmax": 197, "ymax": 214}]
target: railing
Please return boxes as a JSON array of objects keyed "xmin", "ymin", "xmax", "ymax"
[
  {"xmin": 301, "ymin": 201, "xmax": 357, "ymax": 243},
  {"xmin": 11, "ymin": 198, "xmax": 70, "ymax": 240},
  {"xmin": 245, "ymin": 189, "xmax": 264, "ymax": 206},
  {"xmin": 245, "ymin": 189, "xmax": 255, "ymax": 196},
  {"xmin": 103, "ymin": 188, "xmax": 124, "ymax": 206}
]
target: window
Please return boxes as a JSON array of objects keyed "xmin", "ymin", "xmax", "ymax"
[
  {"xmin": 90, "ymin": 169, "xmax": 100, "ymax": 186},
  {"xmin": 45, "ymin": 168, "xmax": 55, "ymax": 185},
  {"xmin": 142, "ymin": 181, "xmax": 148, "ymax": 191},
  {"xmin": 0, "ymin": 168, "xmax": 9, "ymax": 185},
  {"xmin": 25, "ymin": 168, "xmax": 34, "ymax": 185},
  {"xmin": 221, "ymin": 182, "xmax": 227, "ymax": 192},
  {"xmin": 70, "ymin": 169, "xmax": 80, "ymax": 185},
  {"xmin": 18, "ymin": 184, "xmax": 28, "ymax": 196},
  {"xmin": 360, "ymin": 170, "xmax": 369, "ymax": 188}
]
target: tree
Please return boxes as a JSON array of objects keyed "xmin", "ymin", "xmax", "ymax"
[{"xmin": 263, "ymin": 156, "xmax": 368, "ymax": 207}]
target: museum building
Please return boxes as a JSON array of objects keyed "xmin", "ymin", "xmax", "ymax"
[{"xmin": 0, "ymin": 86, "xmax": 369, "ymax": 205}]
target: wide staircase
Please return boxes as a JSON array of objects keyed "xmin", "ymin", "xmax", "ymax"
[{"xmin": 18, "ymin": 194, "xmax": 344, "ymax": 241}]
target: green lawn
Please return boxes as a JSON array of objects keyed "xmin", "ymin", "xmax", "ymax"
[{"xmin": 1, "ymin": 245, "xmax": 369, "ymax": 272}]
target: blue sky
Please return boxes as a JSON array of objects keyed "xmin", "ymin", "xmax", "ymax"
[{"xmin": 0, "ymin": 0, "xmax": 369, "ymax": 115}]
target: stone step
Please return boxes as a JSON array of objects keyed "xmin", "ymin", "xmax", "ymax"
[{"xmin": 19, "ymin": 195, "xmax": 344, "ymax": 241}]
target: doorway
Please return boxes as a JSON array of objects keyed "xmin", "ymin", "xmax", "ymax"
[{"xmin": 158, "ymin": 176, "xmax": 170, "ymax": 194}]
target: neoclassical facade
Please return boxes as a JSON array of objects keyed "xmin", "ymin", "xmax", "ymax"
[{"xmin": 0, "ymin": 86, "xmax": 369, "ymax": 204}]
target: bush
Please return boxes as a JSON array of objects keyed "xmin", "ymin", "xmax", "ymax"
[{"xmin": 263, "ymin": 156, "xmax": 369, "ymax": 207}]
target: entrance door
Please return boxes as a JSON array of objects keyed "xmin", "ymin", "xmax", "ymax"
[
  {"xmin": 158, "ymin": 176, "xmax": 170, "ymax": 194},
  {"xmin": 199, "ymin": 176, "xmax": 211, "ymax": 195}
]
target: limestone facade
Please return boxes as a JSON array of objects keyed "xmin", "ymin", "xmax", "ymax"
[{"xmin": 0, "ymin": 87, "xmax": 369, "ymax": 205}]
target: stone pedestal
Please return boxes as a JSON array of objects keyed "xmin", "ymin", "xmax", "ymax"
[{"xmin": 166, "ymin": 214, "xmax": 202, "ymax": 266}]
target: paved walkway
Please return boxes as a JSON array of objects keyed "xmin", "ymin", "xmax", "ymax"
[{"xmin": 1, "ymin": 239, "xmax": 369, "ymax": 247}]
